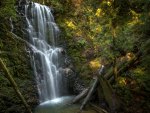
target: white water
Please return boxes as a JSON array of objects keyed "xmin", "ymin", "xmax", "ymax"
[
  {"xmin": 35, "ymin": 96, "xmax": 79, "ymax": 113},
  {"xmin": 25, "ymin": 3, "xmax": 67, "ymax": 103}
]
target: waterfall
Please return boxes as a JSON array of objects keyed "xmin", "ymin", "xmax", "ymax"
[{"xmin": 25, "ymin": 2, "xmax": 67, "ymax": 103}]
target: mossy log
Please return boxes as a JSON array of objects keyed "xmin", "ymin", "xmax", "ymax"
[
  {"xmin": 98, "ymin": 75, "xmax": 120, "ymax": 112},
  {"xmin": 0, "ymin": 58, "xmax": 32, "ymax": 113},
  {"xmin": 99, "ymin": 65, "xmax": 121, "ymax": 111}
]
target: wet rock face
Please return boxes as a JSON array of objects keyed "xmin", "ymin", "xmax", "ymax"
[
  {"xmin": 16, "ymin": 0, "xmax": 29, "ymax": 6},
  {"xmin": 59, "ymin": 66, "xmax": 86, "ymax": 95}
]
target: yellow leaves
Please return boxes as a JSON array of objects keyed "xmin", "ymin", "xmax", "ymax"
[
  {"xmin": 75, "ymin": 30, "xmax": 82, "ymax": 36},
  {"xmin": 87, "ymin": 8, "xmax": 93, "ymax": 13},
  {"xmin": 128, "ymin": 10, "xmax": 141, "ymax": 26},
  {"xmin": 126, "ymin": 52, "xmax": 135, "ymax": 61},
  {"xmin": 131, "ymin": 10, "xmax": 139, "ymax": 18},
  {"xmin": 107, "ymin": 1, "xmax": 111, "ymax": 6},
  {"xmin": 91, "ymin": 25, "xmax": 102, "ymax": 34},
  {"xmin": 95, "ymin": 8, "xmax": 102, "ymax": 17},
  {"xmin": 89, "ymin": 16, "xmax": 93, "ymax": 25},
  {"xmin": 95, "ymin": 8, "xmax": 105, "ymax": 17},
  {"xmin": 118, "ymin": 77, "xmax": 126, "ymax": 86},
  {"xmin": 133, "ymin": 68, "xmax": 145, "ymax": 76},
  {"xmin": 95, "ymin": 25, "xmax": 102, "ymax": 33},
  {"xmin": 89, "ymin": 58, "xmax": 101, "ymax": 71},
  {"xmin": 65, "ymin": 20, "xmax": 76, "ymax": 29}
]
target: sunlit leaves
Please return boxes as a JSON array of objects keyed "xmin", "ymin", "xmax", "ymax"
[
  {"xmin": 89, "ymin": 58, "xmax": 101, "ymax": 71},
  {"xmin": 65, "ymin": 21, "xmax": 76, "ymax": 29},
  {"xmin": 95, "ymin": 8, "xmax": 102, "ymax": 17},
  {"xmin": 133, "ymin": 68, "xmax": 145, "ymax": 76},
  {"xmin": 46, "ymin": 0, "xmax": 150, "ymax": 81},
  {"xmin": 77, "ymin": 38, "xmax": 87, "ymax": 47},
  {"xmin": 118, "ymin": 77, "xmax": 126, "ymax": 86}
]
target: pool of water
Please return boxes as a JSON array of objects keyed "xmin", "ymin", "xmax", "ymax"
[
  {"xmin": 34, "ymin": 96, "xmax": 80, "ymax": 113},
  {"xmin": 34, "ymin": 96, "xmax": 97, "ymax": 113}
]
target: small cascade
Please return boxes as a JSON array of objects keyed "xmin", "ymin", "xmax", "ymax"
[{"xmin": 25, "ymin": 2, "xmax": 68, "ymax": 103}]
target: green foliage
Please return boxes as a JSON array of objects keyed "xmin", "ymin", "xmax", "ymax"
[
  {"xmin": 0, "ymin": 0, "xmax": 16, "ymax": 19},
  {"xmin": 45, "ymin": 1, "xmax": 150, "ymax": 112},
  {"xmin": 77, "ymin": 39, "xmax": 87, "ymax": 48},
  {"xmin": 46, "ymin": 0, "xmax": 149, "ymax": 77},
  {"xmin": 131, "ymin": 68, "xmax": 150, "ymax": 92},
  {"xmin": 115, "ymin": 83, "xmax": 132, "ymax": 105},
  {"xmin": 0, "ymin": 0, "xmax": 16, "ymax": 33}
]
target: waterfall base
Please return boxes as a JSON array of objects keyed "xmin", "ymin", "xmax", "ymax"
[{"xmin": 34, "ymin": 96, "xmax": 96, "ymax": 113}]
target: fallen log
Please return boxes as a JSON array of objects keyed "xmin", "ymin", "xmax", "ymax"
[
  {"xmin": 80, "ymin": 65, "xmax": 105, "ymax": 111},
  {"xmin": 104, "ymin": 52, "xmax": 141, "ymax": 81},
  {"xmin": 73, "ymin": 65, "xmax": 121, "ymax": 112},
  {"xmin": 73, "ymin": 50, "xmax": 144, "ymax": 112},
  {"xmin": 72, "ymin": 88, "xmax": 89, "ymax": 104},
  {"xmin": 80, "ymin": 77, "xmax": 99, "ymax": 111},
  {"xmin": 0, "ymin": 58, "xmax": 32, "ymax": 113}
]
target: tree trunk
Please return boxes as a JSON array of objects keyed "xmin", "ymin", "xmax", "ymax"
[{"xmin": 0, "ymin": 58, "xmax": 32, "ymax": 113}]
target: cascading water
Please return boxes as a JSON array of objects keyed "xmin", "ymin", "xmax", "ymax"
[{"xmin": 25, "ymin": 2, "xmax": 68, "ymax": 103}]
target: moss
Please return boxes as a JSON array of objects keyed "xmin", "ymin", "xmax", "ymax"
[{"xmin": 0, "ymin": 18, "xmax": 38, "ymax": 113}]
